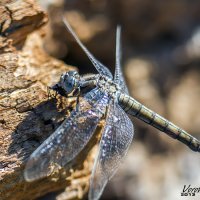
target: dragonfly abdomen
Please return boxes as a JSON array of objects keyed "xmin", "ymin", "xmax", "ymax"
[{"xmin": 118, "ymin": 93, "xmax": 200, "ymax": 152}]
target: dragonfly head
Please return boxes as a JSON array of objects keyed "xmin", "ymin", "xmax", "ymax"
[{"xmin": 60, "ymin": 71, "xmax": 80, "ymax": 94}]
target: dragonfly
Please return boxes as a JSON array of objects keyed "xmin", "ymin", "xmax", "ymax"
[{"xmin": 24, "ymin": 18, "xmax": 200, "ymax": 200}]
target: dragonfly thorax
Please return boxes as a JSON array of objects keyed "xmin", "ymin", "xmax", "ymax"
[{"xmin": 97, "ymin": 75, "xmax": 120, "ymax": 98}]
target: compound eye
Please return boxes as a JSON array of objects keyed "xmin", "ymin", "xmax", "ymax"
[
  {"xmin": 67, "ymin": 70, "xmax": 77, "ymax": 76},
  {"xmin": 59, "ymin": 71, "xmax": 80, "ymax": 94},
  {"xmin": 67, "ymin": 81, "xmax": 73, "ymax": 87},
  {"xmin": 64, "ymin": 73, "xmax": 70, "ymax": 80},
  {"xmin": 60, "ymin": 73, "xmax": 68, "ymax": 82},
  {"xmin": 62, "ymin": 81, "xmax": 73, "ymax": 94}
]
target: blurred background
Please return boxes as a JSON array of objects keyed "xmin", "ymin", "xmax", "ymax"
[{"xmin": 38, "ymin": 0, "xmax": 200, "ymax": 199}]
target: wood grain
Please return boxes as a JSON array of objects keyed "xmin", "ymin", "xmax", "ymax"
[{"xmin": 0, "ymin": 1, "xmax": 97, "ymax": 199}]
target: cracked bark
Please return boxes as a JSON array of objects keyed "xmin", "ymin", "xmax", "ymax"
[{"xmin": 0, "ymin": 1, "xmax": 98, "ymax": 200}]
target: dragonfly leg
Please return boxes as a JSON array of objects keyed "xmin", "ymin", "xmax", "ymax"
[
  {"xmin": 75, "ymin": 87, "xmax": 81, "ymax": 112},
  {"xmin": 47, "ymin": 86, "xmax": 58, "ymax": 99},
  {"xmin": 75, "ymin": 95, "xmax": 80, "ymax": 112}
]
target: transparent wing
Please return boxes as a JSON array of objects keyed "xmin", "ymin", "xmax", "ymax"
[
  {"xmin": 114, "ymin": 26, "xmax": 129, "ymax": 95},
  {"xmin": 89, "ymin": 100, "xmax": 134, "ymax": 200},
  {"xmin": 63, "ymin": 17, "xmax": 113, "ymax": 79},
  {"xmin": 24, "ymin": 88, "xmax": 109, "ymax": 182}
]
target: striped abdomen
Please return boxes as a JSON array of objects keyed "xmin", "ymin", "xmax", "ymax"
[{"xmin": 118, "ymin": 93, "xmax": 200, "ymax": 152}]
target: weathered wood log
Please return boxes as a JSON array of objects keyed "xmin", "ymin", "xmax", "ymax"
[{"xmin": 0, "ymin": 1, "xmax": 98, "ymax": 199}]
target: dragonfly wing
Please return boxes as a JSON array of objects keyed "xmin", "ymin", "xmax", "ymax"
[
  {"xmin": 63, "ymin": 18, "xmax": 113, "ymax": 79},
  {"xmin": 89, "ymin": 100, "xmax": 134, "ymax": 200},
  {"xmin": 114, "ymin": 26, "xmax": 129, "ymax": 95},
  {"xmin": 24, "ymin": 88, "xmax": 109, "ymax": 182}
]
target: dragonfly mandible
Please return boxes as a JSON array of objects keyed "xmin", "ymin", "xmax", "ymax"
[{"xmin": 24, "ymin": 18, "xmax": 200, "ymax": 200}]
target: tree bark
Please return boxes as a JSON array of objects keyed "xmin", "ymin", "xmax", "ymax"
[{"xmin": 0, "ymin": 1, "xmax": 97, "ymax": 199}]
